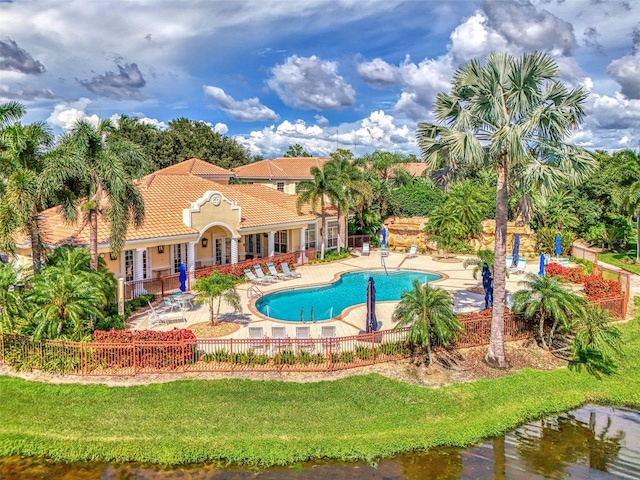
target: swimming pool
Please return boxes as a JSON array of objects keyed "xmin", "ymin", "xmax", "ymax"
[{"xmin": 254, "ymin": 270, "xmax": 442, "ymax": 321}]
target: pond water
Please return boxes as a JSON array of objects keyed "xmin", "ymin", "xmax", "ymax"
[{"xmin": 2, "ymin": 405, "xmax": 639, "ymax": 479}]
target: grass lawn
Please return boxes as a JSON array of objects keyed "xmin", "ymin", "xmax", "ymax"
[
  {"xmin": 598, "ymin": 250, "xmax": 640, "ymax": 276},
  {"xmin": 1, "ymin": 321, "xmax": 640, "ymax": 466}
]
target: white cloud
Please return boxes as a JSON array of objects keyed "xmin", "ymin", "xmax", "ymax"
[
  {"xmin": 267, "ymin": 55, "xmax": 356, "ymax": 110},
  {"xmin": 448, "ymin": 12, "xmax": 511, "ymax": 63},
  {"xmin": 314, "ymin": 114, "xmax": 329, "ymax": 125},
  {"xmin": 213, "ymin": 122, "xmax": 228, "ymax": 134},
  {"xmin": 203, "ymin": 85, "xmax": 279, "ymax": 121},
  {"xmin": 46, "ymin": 98, "xmax": 100, "ymax": 130},
  {"xmin": 356, "ymin": 57, "xmax": 401, "ymax": 88},
  {"xmin": 607, "ymin": 53, "xmax": 640, "ymax": 100}
]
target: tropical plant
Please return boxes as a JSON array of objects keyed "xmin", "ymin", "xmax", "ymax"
[
  {"xmin": 296, "ymin": 162, "xmax": 340, "ymax": 260},
  {"xmin": 512, "ymin": 273, "xmax": 586, "ymax": 350},
  {"xmin": 393, "ymin": 279, "xmax": 462, "ymax": 366},
  {"xmin": 611, "ymin": 149, "xmax": 640, "ymax": 260},
  {"xmin": 42, "ymin": 119, "xmax": 146, "ymax": 270},
  {"xmin": 417, "ymin": 51, "xmax": 594, "ymax": 367},
  {"xmin": 569, "ymin": 305, "xmax": 623, "ymax": 378},
  {"xmin": 0, "ymin": 262, "xmax": 25, "ymax": 334},
  {"xmin": 283, "ymin": 144, "xmax": 311, "ymax": 157},
  {"xmin": 192, "ymin": 271, "xmax": 242, "ymax": 325},
  {"xmin": 463, "ymin": 249, "xmax": 502, "ymax": 280},
  {"xmin": 534, "ymin": 227, "xmax": 576, "ymax": 255}
]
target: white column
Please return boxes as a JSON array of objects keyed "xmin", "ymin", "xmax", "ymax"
[
  {"xmin": 299, "ymin": 227, "xmax": 307, "ymax": 263},
  {"xmin": 134, "ymin": 248, "xmax": 145, "ymax": 281},
  {"xmin": 268, "ymin": 231, "xmax": 275, "ymax": 258},
  {"xmin": 187, "ymin": 241, "xmax": 196, "ymax": 287},
  {"xmin": 231, "ymin": 238, "xmax": 238, "ymax": 264}
]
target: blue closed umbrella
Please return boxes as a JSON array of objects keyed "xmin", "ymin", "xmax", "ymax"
[
  {"xmin": 512, "ymin": 234, "xmax": 520, "ymax": 269},
  {"xmin": 381, "ymin": 227, "xmax": 387, "ymax": 246},
  {"xmin": 539, "ymin": 253, "xmax": 546, "ymax": 276},
  {"xmin": 555, "ymin": 235, "xmax": 562, "ymax": 256},
  {"xmin": 179, "ymin": 263, "xmax": 187, "ymax": 292},
  {"xmin": 481, "ymin": 263, "xmax": 493, "ymax": 309},
  {"xmin": 366, "ymin": 276, "xmax": 378, "ymax": 333}
]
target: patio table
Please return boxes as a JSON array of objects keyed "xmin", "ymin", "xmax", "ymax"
[{"xmin": 174, "ymin": 292, "xmax": 198, "ymax": 309}]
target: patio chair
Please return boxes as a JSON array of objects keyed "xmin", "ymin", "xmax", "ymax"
[
  {"xmin": 270, "ymin": 326, "xmax": 292, "ymax": 353},
  {"xmin": 361, "ymin": 242, "xmax": 370, "ymax": 256},
  {"xmin": 295, "ymin": 326, "xmax": 314, "ymax": 353},
  {"xmin": 267, "ymin": 262, "xmax": 288, "ymax": 280},
  {"xmin": 380, "ymin": 244, "xmax": 389, "ymax": 257},
  {"xmin": 253, "ymin": 265, "xmax": 277, "ymax": 283},
  {"xmin": 319, "ymin": 325, "xmax": 340, "ymax": 353},
  {"xmin": 510, "ymin": 258, "xmax": 526, "ymax": 274},
  {"xmin": 281, "ymin": 262, "xmax": 301, "ymax": 278},
  {"xmin": 405, "ymin": 244, "xmax": 418, "ymax": 258},
  {"xmin": 244, "ymin": 269, "xmax": 270, "ymax": 285},
  {"xmin": 247, "ymin": 326, "xmax": 268, "ymax": 351}
]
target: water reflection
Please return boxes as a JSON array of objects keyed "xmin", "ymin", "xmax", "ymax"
[{"xmin": 1, "ymin": 405, "xmax": 639, "ymax": 479}]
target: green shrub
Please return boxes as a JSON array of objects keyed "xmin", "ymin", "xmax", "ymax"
[
  {"xmin": 310, "ymin": 353, "xmax": 324, "ymax": 364},
  {"xmin": 356, "ymin": 345, "xmax": 373, "ymax": 360},
  {"xmin": 338, "ymin": 351, "xmax": 355, "ymax": 363},
  {"xmin": 274, "ymin": 349, "xmax": 297, "ymax": 365},
  {"xmin": 297, "ymin": 351, "xmax": 311, "ymax": 364}
]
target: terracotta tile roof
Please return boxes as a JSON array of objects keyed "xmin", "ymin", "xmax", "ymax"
[
  {"xmin": 35, "ymin": 164, "xmax": 331, "ymax": 247},
  {"xmin": 398, "ymin": 162, "xmax": 430, "ymax": 177},
  {"xmin": 232, "ymin": 157, "xmax": 329, "ymax": 180},
  {"xmin": 154, "ymin": 158, "xmax": 235, "ymax": 177}
]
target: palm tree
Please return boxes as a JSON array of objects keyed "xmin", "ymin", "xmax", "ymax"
[
  {"xmin": 611, "ymin": 149, "xmax": 640, "ymax": 262},
  {"xmin": 28, "ymin": 259, "xmax": 107, "ymax": 339},
  {"xmin": 192, "ymin": 271, "xmax": 241, "ymax": 325},
  {"xmin": 0, "ymin": 122, "xmax": 54, "ymax": 273},
  {"xmin": 393, "ymin": 279, "xmax": 463, "ymax": 366},
  {"xmin": 417, "ymin": 51, "xmax": 594, "ymax": 368},
  {"xmin": 0, "ymin": 262, "xmax": 24, "ymax": 335},
  {"xmin": 569, "ymin": 305, "xmax": 623, "ymax": 378},
  {"xmin": 463, "ymin": 249, "xmax": 499, "ymax": 280},
  {"xmin": 42, "ymin": 119, "xmax": 145, "ymax": 270},
  {"xmin": 512, "ymin": 273, "xmax": 586, "ymax": 350},
  {"xmin": 296, "ymin": 163, "xmax": 339, "ymax": 260}
]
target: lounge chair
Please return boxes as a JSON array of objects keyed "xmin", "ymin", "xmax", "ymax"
[
  {"xmin": 295, "ymin": 326, "xmax": 314, "ymax": 353},
  {"xmin": 362, "ymin": 242, "xmax": 370, "ymax": 256},
  {"xmin": 267, "ymin": 262, "xmax": 288, "ymax": 280},
  {"xmin": 406, "ymin": 245, "xmax": 418, "ymax": 258},
  {"xmin": 148, "ymin": 301, "xmax": 185, "ymax": 327},
  {"xmin": 510, "ymin": 258, "xmax": 526, "ymax": 274},
  {"xmin": 281, "ymin": 262, "xmax": 301, "ymax": 278},
  {"xmin": 247, "ymin": 326, "xmax": 268, "ymax": 351},
  {"xmin": 244, "ymin": 269, "xmax": 270, "ymax": 285},
  {"xmin": 319, "ymin": 325, "xmax": 339, "ymax": 353},
  {"xmin": 505, "ymin": 255, "xmax": 513, "ymax": 268},
  {"xmin": 380, "ymin": 244, "xmax": 389, "ymax": 257},
  {"xmin": 254, "ymin": 265, "xmax": 277, "ymax": 283},
  {"xmin": 270, "ymin": 326, "xmax": 292, "ymax": 353}
]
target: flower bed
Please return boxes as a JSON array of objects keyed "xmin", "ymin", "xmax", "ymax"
[{"xmin": 544, "ymin": 263, "xmax": 622, "ymax": 301}]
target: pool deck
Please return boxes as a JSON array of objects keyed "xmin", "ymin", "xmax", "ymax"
[{"xmin": 131, "ymin": 249, "xmax": 542, "ymax": 339}]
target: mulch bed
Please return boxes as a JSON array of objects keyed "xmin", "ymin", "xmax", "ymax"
[
  {"xmin": 188, "ymin": 322, "xmax": 240, "ymax": 338},
  {"xmin": 432, "ymin": 256, "xmax": 463, "ymax": 263}
]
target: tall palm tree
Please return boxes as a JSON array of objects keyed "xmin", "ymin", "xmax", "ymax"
[
  {"xmin": 296, "ymin": 163, "xmax": 339, "ymax": 260},
  {"xmin": 0, "ymin": 122, "xmax": 54, "ymax": 273},
  {"xmin": 192, "ymin": 271, "xmax": 241, "ymax": 325},
  {"xmin": 417, "ymin": 51, "xmax": 594, "ymax": 368},
  {"xmin": 393, "ymin": 279, "xmax": 463, "ymax": 366},
  {"xmin": 512, "ymin": 273, "xmax": 586, "ymax": 350},
  {"xmin": 611, "ymin": 149, "xmax": 640, "ymax": 262},
  {"xmin": 42, "ymin": 119, "xmax": 145, "ymax": 270}
]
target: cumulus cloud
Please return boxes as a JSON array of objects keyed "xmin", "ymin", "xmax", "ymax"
[
  {"xmin": 607, "ymin": 24, "xmax": 640, "ymax": 99},
  {"xmin": 213, "ymin": 122, "xmax": 228, "ymax": 134},
  {"xmin": 314, "ymin": 114, "xmax": 329, "ymax": 125},
  {"xmin": 203, "ymin": 85, "xmax": 279, "ymax": 122},
  {"xmin": 78, "ymin": 63, "xmax": 148, "ymax": 100},
  {"xmin": 481, "ymin": 0, "xmax": 577, "ymax": 55},
  {"xmin": 0, "ymin": 38, "xmax": 46, "ymax": 74},
  {"xmin": 448, "ymin": 12, "xmax": 511, "ymax": 63},
  {"xmin": 46, "ymin": 98, "xmax": 100, "ymax": 130},
  {"xmin": 267, "ymin": 55, "xmax": 355, "ymax": 110},
  {"xmin": 356, "ymin": 58, "xmax": 401, "ymax": 88},
  {"xmin": 0, "ymin": 84, "xmax": 55, "ymax": 100}
]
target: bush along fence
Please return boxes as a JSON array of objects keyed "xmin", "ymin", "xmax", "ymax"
[
  {"xmin": 124, "ymin": 250, "xmax": 307, "ymax": 300},
  {"xmin": 0, "ymin": 313, "xmax": 532, "ymax": 376}
]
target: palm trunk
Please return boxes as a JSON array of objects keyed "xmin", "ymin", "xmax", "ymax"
[
  {"xmin": 548, "ymin": 318, "xmax": 557, "ymax": 349},
  {"xmin": 320, "ymin": 205, "xmax": 327, "ymax": 260},
  {"xmin": 336, "ymin": 209, "xmax": 342, "ymax": 251},
  {"xmin": 486, "ymin": 159, "xmax": 508, "ymax": 368},
  {"xmin": 636, "ymin": 212, "xmax": 639, "ymax": 264},
  {"xmin": 539, "ymin": 315, "xmax": 548, "ymax": 350},
  {"xmin": 89, "ymin": 209, "xmax": 98, "ymax": 271},
  {"xmin": 29, "ymin": 205, "xmax": 42, "ymax": 274},
  {"xmin": 426, "ymin": 342, "xmax": 432, "ymax": 367}
]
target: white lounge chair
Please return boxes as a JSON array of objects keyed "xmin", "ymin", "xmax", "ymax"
[
  {"xmin": 319, "ymin": 325, "xmax": 339, "ymax": 353},
  {"xmin": 148, "ymin": 301, "xmax": 185, "ymax": 327},
  {"xmin": 295, "ymin": 326, "xmax": 314, "ymax": 353},
  {"xmin": 267, "ymin": 262, "xmax": 288, "ymax": 280},
  {"xmin": 281, "ymin": 262, "xmax": 301, "ymax": 278},
  {"xmin": 247, "ymin": 326, "xmax": 268, "ymax": 351},
  {"xmin": 254, "ymin": 265, "xmax": 277, "ymax": 283},
  {"xmin": 511, "ymin": 258, "xmax": 526, "ymax": 274},
  {"xmin": 270, "ymin": 326, "xmax": 291, "ymax": 353},
  {"xmin": 244, "ymin": 269, "xmax": 269, "ymax": 285},
  {"xmin": 362, "ymin": 242, "xmax": 370, "ymax": 256},
  {"xmin": 406, "ymin": 245, "xmax": 418, "ymax": 258}
]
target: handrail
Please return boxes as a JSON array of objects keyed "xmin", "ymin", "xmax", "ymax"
[{"xmin": 247, "ymin": 284, "xmax": 262, "ymax": 298}]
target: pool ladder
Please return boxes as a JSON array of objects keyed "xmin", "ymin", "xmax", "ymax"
[
  {"xmin": 247, "ymin": 284, "xmax": 263, "ymax": 299},
  {"xmin": 381, "ymin": 255, "xmax": 388, "ymax": 275}
]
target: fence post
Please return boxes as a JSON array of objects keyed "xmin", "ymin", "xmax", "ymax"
[
  {"xmin": 230, "ymin": 337, "xmax": 234, "ymax": 372},
  {"xmin": 133, "ymin": 339, "xmax": 137, "ymax": 375},
  {"xmin": 371, "ymin": 332, "xmax": 375, "ymax": 363}
]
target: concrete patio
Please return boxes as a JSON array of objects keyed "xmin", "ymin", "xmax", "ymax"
[{"xmin": 130, "ymin": 248, "xmax": 542, "ymax": 339}]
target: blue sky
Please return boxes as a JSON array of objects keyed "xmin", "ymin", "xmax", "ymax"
[{"xmin": 1, "ymin": 0, "xmax": 639, "ymax": 158}]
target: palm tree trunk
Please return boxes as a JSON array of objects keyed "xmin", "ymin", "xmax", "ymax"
[
  {"xmin": 636, "ymin": 212, "xmax": 639, "ymax": 264},
  {"xmin": 336, "ymin": 210, "xmax": 342, "ymax": 251},
  {"xmin": 486, "ymin": 159, "xmax": 508, "ymax": 368},
  {"xmin": 29, "ymin": 205, "xmax": 42, "ymax": 274},
  {"xmin": 548, "ymin": 318, "xmax": 557, "ymax": 349},
  {"xmin": 89, "ymin": 209, "xmax": 98, "ymax": 271},
  {"xmin": 539, "ymin": 316, "xmax": 548, "ymax": 350},
  {"xmin": 426, "ymin": 342, "xmax": 432, "ymax": 367},
  {"xmin": 320, "ymin": 206, "xmax": 327, "ymax": 260}
]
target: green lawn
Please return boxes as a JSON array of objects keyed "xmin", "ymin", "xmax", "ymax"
[
  {"xmin": 1, "ymin": 321, "xmax": 640, "ymax": 466},
  {"xmin": 598, "ymin": 250, "xmax": 640, "ymax": 276}
]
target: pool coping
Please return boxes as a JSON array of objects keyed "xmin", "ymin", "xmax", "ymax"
[{"xmin": 247, "ymin": 266, "xmax": 448, "ymax": 330}]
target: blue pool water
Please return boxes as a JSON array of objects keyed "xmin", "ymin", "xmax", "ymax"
[{"xmin": 255, "ymin": 270, "xmax": 442, "ymax": 321}]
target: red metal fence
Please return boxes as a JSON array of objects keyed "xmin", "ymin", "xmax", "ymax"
[{"xmin": 0, "ymin": 313, "xmax": 533, "ymax": 376}]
